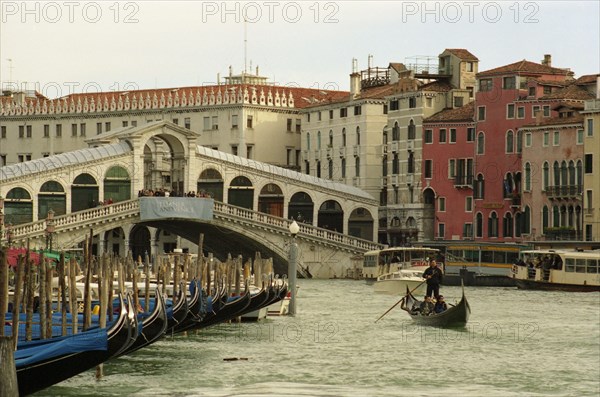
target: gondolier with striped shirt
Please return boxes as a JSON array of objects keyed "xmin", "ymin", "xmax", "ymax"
[{"xmin": 422, "ymin": 259, "xmax": 443, "ymax": 299}]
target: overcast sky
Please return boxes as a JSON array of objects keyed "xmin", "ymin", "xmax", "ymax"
[{"xmin": 1, "ymin": 1, "xmax": 598, "ymax": 98}]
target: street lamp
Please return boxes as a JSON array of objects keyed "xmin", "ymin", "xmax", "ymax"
[{"xmin": 287, "ymin": 220, "xmax": 300, "ymax": 315}]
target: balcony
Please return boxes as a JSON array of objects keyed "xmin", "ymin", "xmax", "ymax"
[
  {"xmin": 543, "ymin": 227, "xmax": 577, "ymax": 240},
  {"xmin": 545, "ymin": 185, "xmax": 582, "ymax": 200}
]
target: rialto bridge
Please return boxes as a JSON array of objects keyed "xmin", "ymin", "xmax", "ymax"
[{"xmin": 0, "ymin": 121, "xmax": 383, "ymax": 278}]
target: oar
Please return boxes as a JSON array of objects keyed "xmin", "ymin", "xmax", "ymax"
[{"xmin": 374, "ymin": 280, "xmax": 426, "ymax": 323}]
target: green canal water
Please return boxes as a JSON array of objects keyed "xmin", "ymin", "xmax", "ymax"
[{"xmin": 35, "ymin": 280, "xmax": 600, "ymax": 396}]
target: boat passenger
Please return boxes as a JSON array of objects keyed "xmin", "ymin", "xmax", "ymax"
[
  {"xmin": 434, "ymin": 296, "xmax": 447, "ymax": 314},
  {"xmin": 419, "ymin": 296, "xmax": 434, "ymax": 316}
]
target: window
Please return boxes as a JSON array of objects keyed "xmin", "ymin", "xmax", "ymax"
[
  {"xmin": 450, "ymin": 129, "xmax": 456, "ymax": 143},
  {"xmin": 295, "ymin": 119, "xmax": 301, "ymax": 133},
  {"xmin": 409, "ymin": 97, "xmax": 417, "ymax": 108},
  {"xmin": 424, "ymin": 129, "xmax": 433, "ymax": 143},
  {"xmin": 543, "ymin": 86, "xmax": 552, "ymax": 95},
  {"xmin": 503, "ymin": 76, "xmax": 516, "ymax": 89},
  {"xmin": 506, "ymin": 104, "xmax": 515, "ymax": 119},
  {"xmin": 0, "ymin": 154, "xmax": 6, "ymax": 165},
  {"xmin": 56, "ymin": 124, "xmax": 62, "ymax": 137},
  {"xmin": 80, "ymin": 123, "xmax": 86, "ymax": 136},
  {"xmin": 438, "ymin": 197, "xmax": 446, "ymax": 212},
  {"xmin": 246, "ymin": 145, "xmax": 253, "ymax": 159},
  {"xmin": 525, "ymin": 132, "xmax": 532, "ymax": 147},
  {"xmin": 211, "ymin": 116, "xmax": 218, "ymax": 130},
  {"xmin": 438, "ymin": 223, "xmax": 445, "ymax": 238},
  {"xmin": 43, "ymin": 124, "xmax": 49, "ymax": 137},
  {"xmin": 543, "ymin": 131, "xmax": 549, "ymax": 146},
  {"xmin": 247, "ymin": 116, "xmax": 253, "ymax": 128},
  {"xmin": 543, "ymin": 105, "xmax": 550, "ymax": 117},
  {"xmin": 424, "ymin": 159, "xmax": 433, "ymax": 179},
  {"xmin": 390, "ymin": 99, "xmax": 399, "ymax": 111},
  {"xmin": 467, "ymin": 127, "xmax": 475, "ymax": 142},
  {"xmin": 356, "ymin": 126, "xmax": 361, "ymax": 145},
  {"xmin": 354, "ymin": 105, "xmax": 361, "ymax": 116},
  {"xmin": 525, "ymin": 162, "xmax": 532, "ymax": 191},
  {"xmin": 553, "ymin": 131, "xmax": 560, "ymax": 146},
  {"xmin": 383, "ymin": 104, "xmax": 388, "ymax": 114},
  {"xmin": 587, "ymin": 119, "xmax": 594, "ymax": 136},
  {"xmin": 342, "ymin": 128, "xmax": 347, "ymax": 146},
  {"xmin": 307, "ymin": 113, "xmax": 311, "ymax": 123},
  {"xmin": 517, "ymin": 107, "xmax": 525, "ymax": 119},
  {"xmin": 123, "ymin": 120, "xmax": 129, "ymax": 127},
  {"xmin": 475, "ymin": 174, "xmax": 485, "ymax": 199},
  {"xmin": 585, "ymin": 154, "xmax": 593, "ymax": 173},
  {"xmin": 448, "ymin": 159, "xmax": 456, "ymax": 178},
  {"xmin": 466, "ymin": 62, "xmax": 473, "ymax": 72},
  {"xmin": 478, "ymin": 106, "xmax": 486, "ymax": 121},
  {"xmin": 439, "ymin": 129, "xmax": 447, "ymax": 143},
  {"xmin": 477, "ymin": 132, "xmax": 485, "ymax": 155},
  {"xmin": 488, "ymin": 212, "xmax": 499, "ymax": 237},
  {"xmin": 97, "ymin": 122, "xmax": 102, "ymax": 134},
  {"xmin": 131, "ymin": 120, "xmax": 137, "ymax": 127},
  {"xmin": 71, "ymin": 124, "xmax": 77, "ymax": 137},
  {"xmin": 25, "ymin": 125, "xmax": 32, "ymax": 138},
  {"xmin": 340, "ymin": 108, "xmax": 347, "ymax": 118},
  {"xmin": 528, "ymin": 87, "xmax": 536, "ymax": 96},
  {"xmin": 426, "ymin": 97, "xmax": 433, "ymax": 107},
  {"xmin": 0, "ymin": 126, "xmax": 6, "ymax": 138},
  {"xmin": 172, "ymin": 118, "xmax": 178, "ymax": 125},
  {"xmin": 184, "ymin": 118, "xmax": 191, "ymax": 129},
  {"xmin": 329, "ymin": 110, "xmax": 334, "ymax": 119},
  {"xmin": 465, "ymin": 196, "xmax": 473, "ymax": 212},
  {"xmin": 204, "ymin": 117, "xmax": 210, "ymax": 130},
  {"xmin": 479, "ymin": 79, "xmax": 492, "ymax": 92},
  {"xmin": 19, "ymin": 126, "xmax": 24, "ymax": 138},
  {"xmin": 463, "ymin": 223, "xmax": 473, "ymax": 238},
  {"xmin": 287, "ymin": 118, "xmax": 293, "ymax": 131},
  {"xmin": 467, "ymin": 86, "xmax": 474, "ymax": 98},
  {"xmin": 408, "ymin": 120, "xmax": 415, "ymax": 140},
  {"xmin": 318, "ymin": 111, "xmax": 322, "ymax": 121},
  {"xmin": 232, "ymin": 115, "xmax": 238, "ymax": 129},
  {"xmin": 476, "ymin": 213, "xmax": 483, "ymax": 238},
  {"xmin": 506, "ymin": 130, "xmax": 514, "ymax": 153},
  {"xmin": 231, "ymin": 145, "xmax": 238, "ymax": 156},
  {"xmin": 533, "ymin": 105, "xmax": 541, "ymax": 117},
  {"xmin": 105, "ymin": 122, "xmax": 111, "ymax": 132}
]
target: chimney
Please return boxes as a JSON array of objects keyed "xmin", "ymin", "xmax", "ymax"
[
  {"xmin": 542, "ymin": 54, "xmax": 552, "ymax": 66},
  {"xmin": 350, "ymin": 58, "xmax": 361, "ymax": 97}
]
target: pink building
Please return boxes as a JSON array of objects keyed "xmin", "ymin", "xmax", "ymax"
[
  {"xmin": 473, "ymin": 57, "xmax": 574, "ymax": 241},
  {"xmin": 422, "ymin": 102, "xmax": 475, "ymax": 240}
]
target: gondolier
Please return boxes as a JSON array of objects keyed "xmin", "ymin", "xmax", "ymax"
[{"xmin": 422, "ymin": 259, "xmax": 443, "ymax": 299}]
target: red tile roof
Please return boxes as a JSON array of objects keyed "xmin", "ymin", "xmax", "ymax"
[
  {"xmin": 521, "ymin": 114, "xmax": 583, "ymax": 128},
  {"xmin": 424, "ymin": 102, "xmax": 475, "ymax": 123},
  {"xmin": 575, "ymin": 74, "xmax": 600, "ymax": 85},
  {"xmin": 443, "ymin": 49, "xmax": 479, "ymax": 61},
  {"xmin": 477, "ymin": 60, "xmax": 574, "ymax": 77},
  {"xmin": 540, "ymin": 84, "xmax": 595, "ymax": 101},
  {"xmin": 419, "ymin": 80, "xmax": 454, "ymax": 92}
]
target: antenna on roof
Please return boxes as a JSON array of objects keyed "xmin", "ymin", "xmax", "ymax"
[{"xmin": 244, "ymin": 18, "xmax": 248, "ymax": 77}]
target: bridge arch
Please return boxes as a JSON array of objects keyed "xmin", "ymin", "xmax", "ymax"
[
  {"xmin": 318, "ymin": 199, "xmax": 343, "ymax": 233},
  {"xmin": 103, "ymin": 165, "xmax": 131, "ymax": 203},
  {"xmin": 258, "ymin": 183, "xmax": 284, "ymax": 217},
  {"xmin": 197, "ymin": 168, "xmax": 224, "ymax": 200},
  {"xmin": 38, "ymin": 180, "xmax": 66, "ymax": 219},
  {"xmin": 228, "ymin": 175, "xmax": 254, "ymax": 209},
  {"xmin": 5, "ymin": 187, "xmax": 33, "ymax": 225},
  {"xmin": 288, "ymin": 191, "xmax": 314, "ymax": 224},
  {"xmin": 72, "ymin": 173, "xmax": 99, "ymax": 212},
  {"xmin": 348, "ymin": 207, "xmax": 374, "ymax": 240}
]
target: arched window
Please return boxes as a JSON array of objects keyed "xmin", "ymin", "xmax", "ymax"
[
  {"xmin": 316, "ymin": 161, "xmax": 321, "ymax": 178},
  {"xmin": 542, "ymin": 205, "xmax": 549, "ymax": 230},
  {"xmin": 475, "ymin": 174, "xmax": 485, "ymax": 199},
  {"xmin": 392, "ymin": 122, "xmax": 399, "ymax": 141},
  {"xmin": 306, "ymin": 132, "xmax": 311, "ymax": 150},
  {"xmin": 553, "ymin": 205, "xmax": 560, "ymax": 227},
  {"xmin": 553, "ymin": 161, "xmax": 560, "ymax": 188},
  {"xmin": 477, "ymin": 132, "xmax": 485, "ymax": 155},
  {"xmin": 476, "ymin": 213, "xmax": 483, "ymax": 238},
  {"xmin": 560, "ymin": 161, "xmax": 568, "ymax": 189},
  {"xmin": 488, "ymin": 212, "xmax": 498, "ymax": 237},
  {"xmin": 317, "ymin": 131, "xmax": 321, "ymax": 149},
  {"xmin": 408, "ymin": 119, "xmax": 416, "ymax": 140},
  {"xmin": 543, "ymin": 161, "xmax": 549, "ymax": 191},
  {"xmin": 355, "ymin": 157, "xmax": 360, "ymax": 177},
  {"xmin": 576, "ymin": 160, "xmax": 583, "ymax": 192},
  {"xmin": 503, "ymin": 212, "xmax": 513, "ymax": 237},
  {"xmin": 524, "ymin": 162, "xmax": 531, "ymax": 191},
  {"xmin": 516, "ymin": 130, "xmax": 523, "ymax": 153},
  {"xmin": 341, "ymin": 158, "xmax": 346, "ymax": 178},
  {"xmin": 568, "ymin": 160, "xmax": 575, "ymax": 189},
  {"xmin": 506, "ymin": 130, "xmax": 514, "ymax": 153},
  {"xmin": 392, "ymin": 154, "xmax": 399, "ymax": 174},
  {"xmin": 342, "ymin": 128, "xmax": 347, "ymax": 146},
  {"xmin": 382, "ymin": 128, "xmax": 388, "ymax": 145},
  {"xmin": 328, "ymin": 159, "xmax": 333, "ymax": 179},
  {"xmin": 329, "ymin": 130, "xmax": 333, "ymax": 146},
  {"xmin": 356, "ymin": 126, "xmax": 361, "ymax": 145}
]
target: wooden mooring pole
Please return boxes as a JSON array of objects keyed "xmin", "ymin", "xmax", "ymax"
[{"xmin": 0, "ymin": 248, "xmax": 18, "ymax": 396}]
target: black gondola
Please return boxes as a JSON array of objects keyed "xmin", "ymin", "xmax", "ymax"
[
  {"xmin": 196, "ymin": 290, "xmax": 252, "ymax": 329},
  {"xmin": 120, "ymin": 289, "xmax": 167, "ymax": 355},
  {"xmin": 16, "ymin": 293, "xmax": 135, "ymax": 396},
  {"xmin": 400, "ymin": 285, "xmax": 471, "ymax": 327},
  {"xmin": 165, "ymin": 286, "xmax": 188, "ymax": 334}
]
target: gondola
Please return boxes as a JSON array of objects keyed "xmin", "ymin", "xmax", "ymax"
[
  {"xmin": 120, "ymin": 289, "xmax": 168, "ymax": 355},
  {"xmin": 16, "ymin": 293, "xmax": 136, "ymax": 396},
  {"xmin": 171, "ymin": 280, "xmax": 204, "ymax": 334},
  {"xmin": 195, "ymin": 290, "xmax": 252, "ymax": 329},
  {"xmin": 400, "ymin": 285, "xmax": 471, "ymax": 327},
  {"xmin": 165, "ymin": 286, "xmax": 188, "ymax": 334}
]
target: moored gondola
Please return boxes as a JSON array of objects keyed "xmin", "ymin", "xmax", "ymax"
[
  {"xmin": 196, "ymin": 290, "xmax": 252, "ymax": 329},
  {"xmin": 400, "ymin": 285, "xmax": 471, "ymax": 327},
  {"xmin": 120, "ymin": 289, "xmax": 167, "ymax": 355},
  {"xmin": 16, "ymin": 293, "xmax": 135, "ymax": 396}
]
